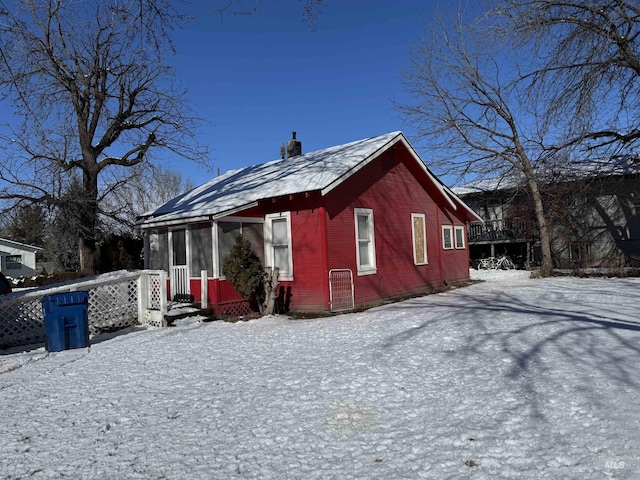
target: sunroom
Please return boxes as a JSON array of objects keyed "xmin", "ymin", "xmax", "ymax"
[{"xmin": 143, "ymin": 217, "xmax": 266, "ymax": 310}]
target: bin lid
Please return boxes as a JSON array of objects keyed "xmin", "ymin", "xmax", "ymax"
[{"xmin": 41, "ymin": 291, "xmax": 89, "ymax": 306}]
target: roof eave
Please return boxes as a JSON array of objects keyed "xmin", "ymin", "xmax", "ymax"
[{"xmin": 137, "ymin": 201, "xmax": 260, "ymax": 229}]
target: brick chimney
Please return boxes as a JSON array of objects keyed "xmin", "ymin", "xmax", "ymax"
[{"xmin": 286, "ymin": 131, "xmax": 302, "ymax": 158}]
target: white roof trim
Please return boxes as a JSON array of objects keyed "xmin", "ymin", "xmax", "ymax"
[
  {"xmin": 138, "ymin": 201, "xmax": 262, "ymax": 229},
  {"xmin": 138, "ymin": 131, "xmax": 480, "ymax": 226},
  {"xmin": 138, "ymin": 215, "xmax": 213, "ymax": 230},
  {"xmin": 395, "ymin": 136, "xmax": 458, "ymax": 212},
  {"xmin": 211, "ymin": 202, "xmax": 260, "ymax": 220},
  {"xmin": 320, "ymin": 133, "xmax": 402, "ymax": 196},
  {"xmin": 441, "ymin": 184, "xmax": 484, "ymax": 223},
  {"xmin": 0, "ymin": 237, "xmax": 43, "ymax": 252}
]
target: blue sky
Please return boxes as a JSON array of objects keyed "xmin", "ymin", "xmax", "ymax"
[{"xmin": 168, "ymin": 1, "xmax": 467, "ymax": 185}]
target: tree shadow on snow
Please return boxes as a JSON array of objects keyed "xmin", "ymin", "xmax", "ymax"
[{"xmin": 378, "ymin": 280, "xmax": 640, "ymax": 420}]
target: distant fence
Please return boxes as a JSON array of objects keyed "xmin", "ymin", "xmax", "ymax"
[{"xmin": 0, "ymin": 270, "xmax": 167, "ymax": 350}]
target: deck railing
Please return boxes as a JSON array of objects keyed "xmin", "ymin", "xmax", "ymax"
[{"xmin": 469, "ymin": 219, "xmax": 538, "ymax": 242}]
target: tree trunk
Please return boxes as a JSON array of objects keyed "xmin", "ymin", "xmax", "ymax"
[
  {"xmin": 78, "ymin": 169, "xmax": 99, "ymax": 275},
  {"xmin": 262, "ymin": 267, "xmax": 280, "ymax": 315},
  {"xmin": 525, "ymin": 174, "xmax": 554, "ymax": 276}
]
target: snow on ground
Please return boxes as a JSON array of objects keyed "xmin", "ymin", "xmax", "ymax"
[{"xmin": 1, "ymin": 271, "xmax": 640, "ymax": 479}]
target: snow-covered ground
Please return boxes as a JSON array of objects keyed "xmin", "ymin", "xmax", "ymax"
[{"xmin": 1, "ymin": 270, "xmax": 639, "ymax": 479}]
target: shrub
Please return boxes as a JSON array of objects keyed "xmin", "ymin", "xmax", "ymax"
[{"xmin": 222, "ymin": 235, "xmax": 264, "ymax": 308}]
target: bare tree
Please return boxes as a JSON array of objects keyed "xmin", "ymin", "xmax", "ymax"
[
  {"xmin": 493, "ymin": 0, "xmax": 640, "ymax": 153},
  {"xmin": 397, "ymin": 15, "xmax": 555, "ymax": 275},
  {"xmin": 102, "ymin": 164, "xmax": 195, "ymax": 231},
  {"xmin": 193, "ymin": 0, "xmax": 326, "ymax": 29},
  {"xmin": 0, "ymin": 0, "xmax": 208, "ymax": 274}
]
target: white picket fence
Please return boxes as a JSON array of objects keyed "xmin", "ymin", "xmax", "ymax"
[{"xmin": 0, "ymin": 270, "xmax": 167, "ymax": 350}]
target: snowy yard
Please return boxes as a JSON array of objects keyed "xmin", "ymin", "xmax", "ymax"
[{"xmin": 1, "ymin": 270, "xmax": 639, "ymax": 479}]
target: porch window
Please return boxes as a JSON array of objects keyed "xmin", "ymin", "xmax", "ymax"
[
  {"xmin": 454, "ymin": 226, "xmax": 466, "ymax": 249},
  {"xmin": 355, "ymin": 208, "xmax": 376, "ymax": 275},
  {"xmin": 217, "ymin": 222, "xmax": 241, "ymax": 274},
  {"xmin": 171, "ymin": 229, "xmax": 187, "ymax": 266},
  {"xmin": 411, "ymin": 213, "xmax": 428, "ymax": 265},
  {"xmin": 442, "ymin": 225, "xmax": 453, "ymax": 250},
  {"xmin": 265, "ymin": 212, "xmax": 293, "ymax": 281},
  {"xmin": 5, "ymin": 255, "xmax": 22, "ymax": 270},
  {"xmin": 216, "ymin": 221, "xmax": 265, "ymax": 278},
  {"xmin": 147, "ymin": 229, "xmax": 168, "ymax": 271},
  {"xmin": 190, "ymin": 223, "xmax": 213, "ymax": 277}
]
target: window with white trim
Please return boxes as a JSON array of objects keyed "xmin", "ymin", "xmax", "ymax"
[
  {"xmin": 5, "ymin": 254, "xmax": 22, "ymax": 270},
  {"xmin": 265, "ymin": 212, "xmax": 293, "ymax": 281},
  {"xmin": 442, "ymin": 225, "xmax": 453, "ymax": 250},
  {"xmin": 454, "ymin": 226, "xmax": 466, "ymax": 249},
  {"xmin": 354, "ymin": 208, "xmax": 376, "ymax": 275},
  {"xmin": 411, "ymin": 213, "xmax": 428, "ymax": 265}
]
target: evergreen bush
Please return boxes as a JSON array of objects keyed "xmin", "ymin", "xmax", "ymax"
[{"xmin": 222, "ymin": 235, "xmax": 264, "ymax": 309}]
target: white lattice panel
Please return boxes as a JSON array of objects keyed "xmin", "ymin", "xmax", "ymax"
[
  {"xmin": 0, "ymin": 270, "xmax": 167, "ymax": 349},
  {"xmin": 88, "ymin": 280, "xmax": 139, "ymax": 334},
  {"xmin": 0, "ymin": 296, "xmax": 46, "ymax": 348},
  {"xmin": 149, "ymin": 274, "xmax": 163, "ymax": 310}
]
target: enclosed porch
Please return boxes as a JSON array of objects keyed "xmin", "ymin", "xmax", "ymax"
[{"xmin": 143, "ymin": 217, "xmax": 265, "ymax": 315}]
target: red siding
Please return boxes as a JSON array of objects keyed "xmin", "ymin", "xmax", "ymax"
[
  {"xmin": 169, "ymin": 146, "xmax": 470, "ymax": 313},
  {"xmin": 438, "ymin": 209, "xmax": 471, "ymax": 284},
  {"xmin": 209, "ymin": 202, "xmax": 330, "ymax": 312},
  {"xmin": 324, "ymin": 148, "xmax": 470, "ymax": 308},
  {"xmin": 275, "ymin": 207, "xmax": 329, "ymax": 311}
]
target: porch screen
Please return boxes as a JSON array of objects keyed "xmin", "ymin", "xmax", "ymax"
[
  {"xmin": 190, "ymin": 223, "xmax": 213, "ymax": 277},
  {"xmin": 148, "ymin": 229, "xmax": 169, "ymax": 272},
  {"xmin": 242, "ymin": 223, "xmax": 264, "ymax": 260},
  {"xmin": 217, "ymin": 222, "xmax": 241, "ymax": 274}
]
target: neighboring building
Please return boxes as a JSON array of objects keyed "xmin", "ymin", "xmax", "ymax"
[
  {"xmin": 138, "ymin": 131, "xmax": 481, "ymax": 313},
  {"xmin": 0, "ymin": 238, "xmax": 43, "ymax": 277},
  {"xmin": 454, "ymin": 158, "xmax": 640, "ymax": 269}
]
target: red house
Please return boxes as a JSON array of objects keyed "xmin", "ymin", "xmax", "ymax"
[{"xmin": 138, "ymin": 132, "xmax": 482, "ymax": 314}]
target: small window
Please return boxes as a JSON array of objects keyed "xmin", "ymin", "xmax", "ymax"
[
  {"xmin": 454, "ymin": 226, "xmax": 466, "ymax": 249},
  {"xmin": 265, "ymin": 212, "xmax": 293, "ymax": 281},
  {"xmin": 442, "ymin": 226, "xmax": 453, "ymax": 250},
  {"xmin": 5, "ymin": 255, "xmax": 22, "ymax": 270},
  {"xmin": 412, "ymin": 214, "xmax": 428, "ymax": 265},
  {"xmin": 354, "ymin": 208, "xmax": 376, "ymax": 275}
]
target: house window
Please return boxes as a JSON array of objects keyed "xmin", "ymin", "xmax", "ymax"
[
  {"xmin": 354, "ymin": 208, "xmax": 376, "ymax": 275},
  {"xmin": 265, "ymin": 212, "xmax": 293, "ymax": 281},
  {"xmin": 412, "ymin": 213, "xmax": 428, "ymax": 265},
  {"xmin": 442, "ymin": 225, "xmax": 453, "ymax": 250},
  {"xmin": 570, "ymin": 242, "xmax": 590, "ymax": 263},
  {"xmin": 454, "ymin": 226, "xmax": 466, "ymax": 249},
  {"xmin": 5, "ymin": 255, "xmax": 22, "ymax": 270}
]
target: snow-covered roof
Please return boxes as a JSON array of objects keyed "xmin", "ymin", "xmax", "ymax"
[
  {"xmin": 140, "ymin": 132, "xmax": 482, "ymax": 227},
  {"xmin": 452, "ymin": 176, "xmax": 522, "ymax": 196},
  {"xmin": 0, "ymin": 238, "xmax": 43, "ymax": 253},
  {"xmin": 453, "ymin": 156, "xmax": 640, "ymax": 197}
]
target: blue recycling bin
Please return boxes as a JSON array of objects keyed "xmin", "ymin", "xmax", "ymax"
[{"xmin": 41, "ymin": 292, "xmax": 90, "ymax": 352}]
